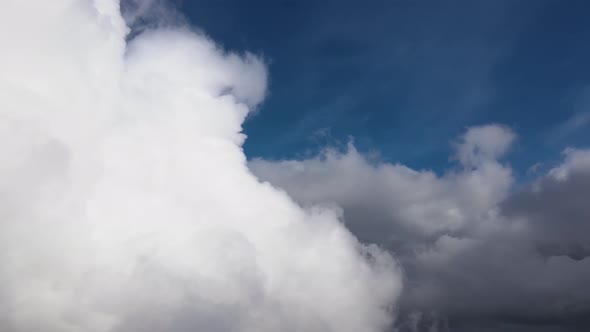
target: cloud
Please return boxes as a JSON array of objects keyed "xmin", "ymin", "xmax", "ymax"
[
  {"xmin": 0, "ymin": 1, "xmax": 400, "ymax": 332},
  {"xmin": 251, "ymin": 125, "xmax": 514, "ymax": 248},
  {"xmin": 250, "ymin": 125, "xmax": 590, "ymax": 331},
  {"xmin": 453, "ymin": 124, "xmax": 515, "ymax": 168},
  {"xmin": 505, "ymin": 149, "xmax": 590, "ymax": 260}
]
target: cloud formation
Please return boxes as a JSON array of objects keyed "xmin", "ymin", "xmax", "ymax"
[
  {"xmin": 251, "ymin": 125, "xmax": 590, "ymax": 331},
  {"xmin": 0, "ymin": 1, "xmax": 400, "ymax": 332}
]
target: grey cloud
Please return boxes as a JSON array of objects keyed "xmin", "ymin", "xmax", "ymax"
[
  {"xmin": 504, "ymin": 171, "xmax": 590, "ymax": 260},
  {"xmin": 251, "ymin": 125, "xmax": 514, "ymax": 252},
  {"xmin": 250, "ymin": 125, "xmax": 590, "ymax": 332}
]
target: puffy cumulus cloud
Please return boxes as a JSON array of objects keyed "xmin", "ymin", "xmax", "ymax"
[
  {"xmin": 453, "ymin": 124, "xmax": 515, "ymax": 168},
  {"xmin": 504, "ymin": 148, "xmax": 590, "ymax": 261},
  {"xmin": 250, "ymin": 125, "xmax": 514, "ymax": 251},
  {"xmin": 0, "ymin": 1, "xmax": 400, "ymax": 332},
  {"xmin": 547, "ymin": 148, "xmax": 590, "ymax": 181},
  {"xmin": 250, "ymin": 125, "xmax": 590, "ymax": 331}
]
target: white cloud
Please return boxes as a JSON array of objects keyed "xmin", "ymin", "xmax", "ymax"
[{"xmin": 0, "ymin": 1, "xmax": 400, "ymax": 332}]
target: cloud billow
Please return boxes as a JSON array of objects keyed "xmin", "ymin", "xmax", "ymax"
[{"xmin": 0, "ymin": 1, "xmax": 400, "ymax": 332}]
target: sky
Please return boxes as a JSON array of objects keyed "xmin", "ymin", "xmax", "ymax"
[
  {"xmin": 176, "ymin": 0, "xmax": 590, "ymax": 175},
  {"xmin": 1, "ymin": 1, "xmax": 589, "ymax": 332}
]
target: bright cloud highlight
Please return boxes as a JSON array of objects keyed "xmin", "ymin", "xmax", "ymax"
[{"xmin": 0, "ymin": 1, "xmax": 400, "ymax": 332}]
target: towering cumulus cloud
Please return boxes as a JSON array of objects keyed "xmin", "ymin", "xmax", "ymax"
[{"xmin": 0, "ymin": 1, "xmax": 400, "ymax": 332}]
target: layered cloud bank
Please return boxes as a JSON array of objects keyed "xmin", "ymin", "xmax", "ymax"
[
  {"xmin": 0, "ymin": 1, "xmax": 400, "ymax": 332},
  {"xmin": 251, "ymin": 125, "xmax": 590, "ymax": 332}
]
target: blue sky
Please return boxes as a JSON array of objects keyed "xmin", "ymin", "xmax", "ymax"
[{"xmin": 179, "ymin": 0, "xmax": 590, "ymax": 176}]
